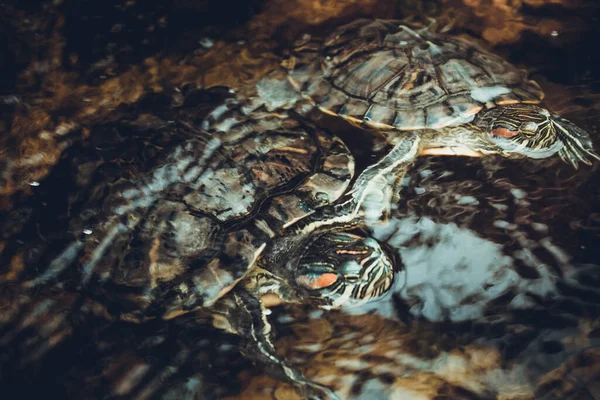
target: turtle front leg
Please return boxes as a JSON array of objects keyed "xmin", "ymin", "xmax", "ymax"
[
  {"xmin": 289, "ymin": 133, "xmax": 420, "ymax": 235},
  {"xmin": 210, "ymin": 288, "xmax": 340, "ymax": 400},
  {"xmin": 346, "ymin": 132, "xmax": 420, "ymax": 223}
]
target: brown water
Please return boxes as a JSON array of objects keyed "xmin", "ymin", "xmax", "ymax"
[{"xmin": 1, "ymin": 0, "xmax": 599, "ymax": 399}]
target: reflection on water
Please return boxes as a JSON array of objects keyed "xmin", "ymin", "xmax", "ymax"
[
  {"xmin": 375, "ymin": 215, "xmax": 537, "ymax": 322},
  {"xmin": 371, "ymin": 209, "xmax": 597, "ymax": 323},
  {"xmin": 1, "ymin": 0, "xmax": 600, "ymax": 399}
]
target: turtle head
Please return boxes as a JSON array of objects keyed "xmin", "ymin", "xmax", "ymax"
[
  {"xmin": 476, "ymin": 104, "xmax": 600, "ymax": 168},
  {"xmin": 295, "ymin": 232, "xmax": 395, "ymax": 309}
]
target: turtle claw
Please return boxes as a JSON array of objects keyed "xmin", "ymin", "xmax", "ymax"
[
  {"xmin": 585, "ymin": 149, "xmax": 600, "ymax": 163},
  {"xmin": 303, "ymin": 384, "xmax": 341, "ymax": 400},
  {"xmin": 559, "ymin": 148, "xmax": 580, "ymax": 169},
  {"xmin": 553, "ymin": 116, "xmax": 599, "ymax": 169},
  {"xmin": 558, "ymin": 146, "xmax": 599, "ymax": 170},
  {"xmin": 283, "ymin": 368, "xmax": 339, "ymax": 400}
]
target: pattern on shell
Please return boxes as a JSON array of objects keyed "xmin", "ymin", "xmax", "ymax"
[
  {"xmin": 18, "ymin": 99, "xmax": 355, "ymax": 320},
  {"xmin": 286, "ymin": 19, "xmax": 545, "ymax": 131}
]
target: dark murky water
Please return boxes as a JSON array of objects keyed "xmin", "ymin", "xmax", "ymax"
[{"xmin": 1, "ymin": 0, "xmax": 600, "ymax": 399}]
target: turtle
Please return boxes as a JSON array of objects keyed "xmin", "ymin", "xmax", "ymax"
[
  {"xmin": 280, "ymin": 19, "xmax": 600, "ymax": 224},
  {"xmin": 4, "ymin": 92, "xmax": 395, "ymax": 399}
]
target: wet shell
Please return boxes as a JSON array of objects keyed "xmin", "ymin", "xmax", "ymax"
[
  {"xmin": 286, "ymin": 19, "xmax": 545, "ymax": 131},
  {"xmin": 21, "ymin": 99, "xmax": 355, "ymax": 320}
]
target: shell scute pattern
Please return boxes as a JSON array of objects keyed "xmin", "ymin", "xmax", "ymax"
[
  {"xmin": 288, "ymin": 19, "xmax": 545, "ymax": 131},
  {"xmin": 184, "ymin": 127, "xmax": 317, "ymax": 221},
  {"xmin": 25, "ymin": 100, "xmax": 355, "ymax": 319},
  {"xmin": 133, "ymin": 200, "xmax": 218, "ymax": 289},
  {"xmin": 184, "ymin": 167, "xmax": 256, "ymax": 221}
]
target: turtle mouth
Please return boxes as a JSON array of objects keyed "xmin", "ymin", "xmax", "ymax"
[
  {"xmin": 489, "ymin": 134, "xmax": 564, "ymax": 159},
  {"xmin": 552, "ymin": 116, "xmax": 600, "ymax": 168},
  {"xmin": 419, "ymin": 145, "xmax": 485, "ymax": 157}
]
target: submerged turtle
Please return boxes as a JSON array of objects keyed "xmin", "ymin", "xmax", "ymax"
[
  {"xmin": 282, "ymin": 19, "xmax": 600, "ymax": 222},
  {"xmin": 5, "ymin": 18, "xmax": 598, "ymax": 400},
  {"xmin": 6, "ymin": 94, "xmax": 394, "ymax": 399}
]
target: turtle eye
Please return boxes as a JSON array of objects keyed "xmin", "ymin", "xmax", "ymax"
[
  {"xmin": 519, "ymin": 121, "xmax": 539, "ymax": 135},
  {"xmin": 339, "ymin": 260, "xmax": 363, "ymax": 278}
]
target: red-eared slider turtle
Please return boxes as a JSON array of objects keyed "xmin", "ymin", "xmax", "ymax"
[
  {"xmin": 13, "ymin": 95, "xmax": 394, "ymax": 399},
  {"xmin": 283, "ymin": 19, "xmax": 600, "ymax": 222}
]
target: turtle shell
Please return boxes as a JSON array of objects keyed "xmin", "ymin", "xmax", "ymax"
[
  {"xmin": 285, "ymin": 19, "xmax": 545, "ymax": 131},
  {"xmin": 19, "ymin": 98, "xmax": 354, "ymax": 321}
]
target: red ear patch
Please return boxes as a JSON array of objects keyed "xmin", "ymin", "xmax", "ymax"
[
  {"xmin": 297, "ymin": 273, "xmax": 338, "ymax": 289},
  {"xmin": 491, "ymin": 127, "xmax": 519, "ymax": 138}
]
